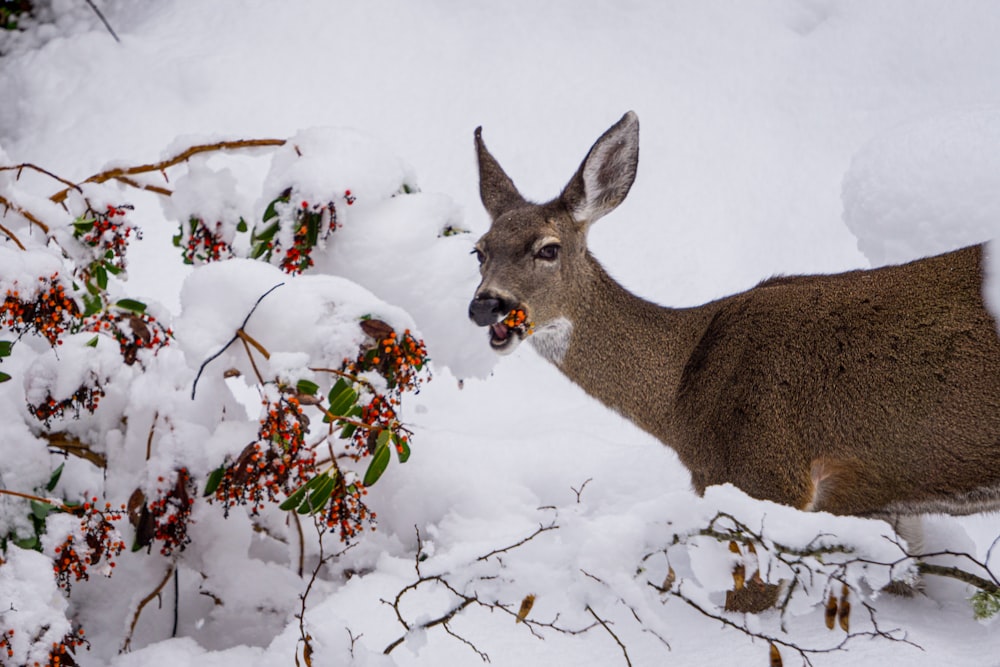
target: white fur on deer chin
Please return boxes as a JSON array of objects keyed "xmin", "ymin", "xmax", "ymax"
[{"xmin": 529, "ymin": 317, "xmax": 573, "ymax": 364}]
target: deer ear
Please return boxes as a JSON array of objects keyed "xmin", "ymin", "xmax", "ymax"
[
  {"xmin": 475, "ymin": 126, "xmax": 527, "ymax": 220},
  {"xmin": 560, "ymin": 111, "xmax": 639, "ymax": 227}
]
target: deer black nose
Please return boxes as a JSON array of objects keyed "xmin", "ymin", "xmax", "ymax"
[{"xmin": 469, "ymin": 295, "xmax": 507, "ymax": 326}]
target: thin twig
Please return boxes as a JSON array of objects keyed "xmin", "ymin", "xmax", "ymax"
[
  {"xmin": 122, "ymin": 564, "xmax": 176, "ymax": 652},
  {"xmin": 0, "ymin": 193, "xmax": 49, "ymax": 234},
  {"xmin": 476, "ymin": 522, "xmax": 558, "ymax": 562},
  {"xmin": 0, "ymin": 221, "xmax": 25, "ymax": 250},
  {"xmin": 145, "ymin": 411, "xmax": 158, "ymax": 461},
  {"xmin": 191, "ymin": 282, "xmax": 284, "ymax": 398},
  {"xmin": 84, "ymin": 0, "xmax": 120, "ymax": 42},
  {"xmin": 239, "ymin": 334, "xmax": 266, "ymax": 385},
  {"xmin": 0, "ymin": 163, "xmax": 81, "ymax": 192},
  {"xmin": 0, "ymin": 488, "xmax": 77, "ymax": 514},
  {"xmin": 586, "ymin": 605, "xmax": 632, "ymax": 667}
]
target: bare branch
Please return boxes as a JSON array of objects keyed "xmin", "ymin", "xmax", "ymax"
[
  {"xmin": 122, "ymin": 564, "xmax": 176, "ymax": 653},
  {"xmin": 586, "ymin": 605, "xmax": 632, "ymax": 667},
  {"xmin": 191, "ymin": 282, "xmax": 284, "ymax": 398},
  {"xmin": 51, "ymin": 139, "xmax": 286, "ymax": 204},
  {"xmin": 0, "ymin": 193, "xmax": 49, "ymax": 234},
  {"xmin": 476, "ymin": 521, "xmax": 558, "ymax": 562},
  {"xmin": 44, "ymin": 431, "xmax": 107, "ymax": 468}
]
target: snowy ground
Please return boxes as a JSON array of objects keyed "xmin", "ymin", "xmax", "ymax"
[{"xmin": 2, "ymin": 1, "xmax": 1000, "ymax": 665}]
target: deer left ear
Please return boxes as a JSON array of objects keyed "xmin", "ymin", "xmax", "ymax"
[
  {"xmin": 559, "ymin": 111, "xmax": 639, "ymax": 228},
  {"xmin": 475, "ymin": 126, "xmax": 528, "ymax": 220}
]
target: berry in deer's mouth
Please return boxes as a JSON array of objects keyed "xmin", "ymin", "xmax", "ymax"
[{"xmin": 489, "ymin": 308, "xmax": 533, "ymax": 349}]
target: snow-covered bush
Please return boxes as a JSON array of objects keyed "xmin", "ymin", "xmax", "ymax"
[{"xmin": 0, "ymin": 129, "xmax": 483, "ymax": 663}]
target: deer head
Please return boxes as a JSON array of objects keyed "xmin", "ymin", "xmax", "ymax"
[{"xmin": 468, "ymin": 112, "xmax": 640, "ymax": 358}]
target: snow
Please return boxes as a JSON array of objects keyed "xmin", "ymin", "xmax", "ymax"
[{"xmin": 1, "ymin": 1, "xmax": 999, "ymax": 666}]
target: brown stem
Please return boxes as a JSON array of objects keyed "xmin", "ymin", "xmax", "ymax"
[
  {"xmin": 0, "ymin": 193, "xmax": 50, "ymax": 234},
  {"xmin": 236, "ymin": 328, "xmax": 270, "ymax": 360},
  {"xmin": 919, "ymin": 562, "xmax": 1000, "ymax": 593},
  {"xmin": 0, "ymin": 488, "xmax": 77, "ymax": 514},
  {"xmin": 145, "ymin": 412, "xmax": 159, "ymax": 461},
  {"xmin": 122, "ymin": 564, "xmax": 176, "ymax": 653},
  {"xmin": 0, "ymin": 163, "xmax": 81, "ymax": 192},
  {"xmin": 238, "ymin": 333, "xmax": 267, "ymax": 385},
  {"xmin": 51, "ymin": 139, "xmax": 286, "ymax": 204},
  {"xmin": 44, "ymin": 432, "xmax": 107, "ymax": 468},
  {"xmin": 0, "ymin": 220, "xmax": 25, "ymax": 250}
]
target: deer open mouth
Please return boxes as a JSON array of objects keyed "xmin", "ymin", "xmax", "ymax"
[{"xmin": 489, "ymin": 308, "xmax": 533, "ymax": 353}]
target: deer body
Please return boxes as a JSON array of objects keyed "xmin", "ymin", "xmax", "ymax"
[{"xmin": 469, "ymin": 111, "xmax": 1000, "ymax": 521}]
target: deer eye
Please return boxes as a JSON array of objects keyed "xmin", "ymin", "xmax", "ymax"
[
  {"xmin": 471, "ymin": 248, "xmax": 485, "ymax": 264},
  {"xmin": 535, "ymin": 244, "xmax": 560, "ymax": 261}
]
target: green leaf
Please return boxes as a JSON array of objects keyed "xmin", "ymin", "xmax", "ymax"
[
  {"xmin": 115, "ymin": 298, "xmax": 147, "ymax": 313},
  {"xmin": 327, "ymin": 378, "xmax": 358, "ymax": 417},
  {"xmin": 83, "ymin": 293, "xmax": 103, "ymax": 317},
  {"xmin": 95, "ymin": 263, "xmax": 108, "ymax": 291},
  {"xmin": 394, "ymin": 433, "xmax": 411, "ymax": 463},
  {"xmin": 279, "ymin": 486, "xmax": 308, "ymax": 512},
  {"xmin": 72, "ymin": 218, "xmax": 95, "ymax": 236},
  {"xmin": 85, "ymin": 336, "xmax": 99, "ymax": 348},
  {"xmin": 262, "ymin": 199, "xmax": 281, "ymax": 222},
  {"xmin": 253, "ymin": 221, "xmax": 280, "ymax": 242},
  {"xmin": 104, "ymin": 263, "xmax": 122, "ymax": 276},
  {"xmin": 236, "ymin": 218, "xmax": 248, "ymax": 233},
  {"xmin": 203, "ymin": 465, "xmax": 226, "ymax": 497},
  {"xmin": 305, "ymin": 212, "xmax": 320, "ymax": 246},
  {"xmin": 0, "ymin": 372, "xmax": 10, "ymax": 383},
  {"xmin": 30, "ymin": 500, "xmax": 52, "ymax": 521},
  {"xmin": 13, "ymin": 534, "xmax": 39, "ymax": 551},
  {"xmin": 363, "ymin": 430, "xmax": 392, "ymax": 487},
  {"xmin": 279, "ymin": 473, "xmax": 327, "ymax": 511},
  {"xmin": 0, "ymin": 341, "xmax": 12, "ymax": 357},
  {"xmin": 296, "ymin": 379, "xmax": 320, "ymax": 396},
  {"xmin": 307, "ymin": 475, "xmax": 336, "ymax": 514},
  {"xmin": 46, "ymin": 464, "xmax": 64, "ymax": 492}
]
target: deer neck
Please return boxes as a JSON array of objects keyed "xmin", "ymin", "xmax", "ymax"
[{"xmin": 529, "ymin": 256, "xmax": 714, "ymax": 456}]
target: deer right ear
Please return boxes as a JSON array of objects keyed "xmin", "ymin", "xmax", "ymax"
[
  {"xmin": 560, "ymin": 111, "xmax": 639, "ymax": 228},
  {"xmin": 475, "ymin": 126, "xmax": 527, "ymax": 220}
]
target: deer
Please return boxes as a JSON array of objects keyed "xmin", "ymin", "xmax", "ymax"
[{"xmin": 467, "ymin": 111, "xmax": 1000, "ymax": 605}]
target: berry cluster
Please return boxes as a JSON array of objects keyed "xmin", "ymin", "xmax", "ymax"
[
  {"xmin": 278, "ymin": 199, "xmax": 340, "ymax": 275},
  {"xmin": 1, "ymin": 275, "xmax": 80, "ymax": 346},
  {"xmin": 27, "ymin": 379, "xmax": 105, "ymax": 427},
  {"xmin": 52, "ymin": 500, "xmax": 126, "ymax": 593},
  {"xmin": 345, "ymin": 325, "xmax": 430, "ymax": 394},
  {"xmin": 502, "ymin": 307, "xmax": 534, "ymax": 336},
  {"xmin": 45, "ymin": 633, "xmax": 88, "ymax": 667},
  {"xmin": 353, "ymin": 395, "xmax": 398, "ymax": 455},
  {"xmin": 320, "ymin": 477, "xmax": 373, "ymax": 542},
  {"xmin": 83, "ymin": 311, "xmax": 172, "ymax": 365},
  {"xmin": 73, "ymin": 205, "xmax": 140, "ymax": 272},
  {"xmin": 177, "ymin": 216, "xmax": 235, "ymax": 265},
  {"xmin": 1, "ymin": 627, "xmax": 88, "ymax": 667},
  {"xmin": 139, "ymin": 469, "xmax": 195, "ymax": 557},
  {"xmin": 213, "ymin": 395, "xmax": 316, "ymax": 515}
]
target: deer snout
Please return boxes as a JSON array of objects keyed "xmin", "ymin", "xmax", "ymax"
[{"xmin": 469, "ymin": 294, "xmax": 510, "ymax": 326}]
